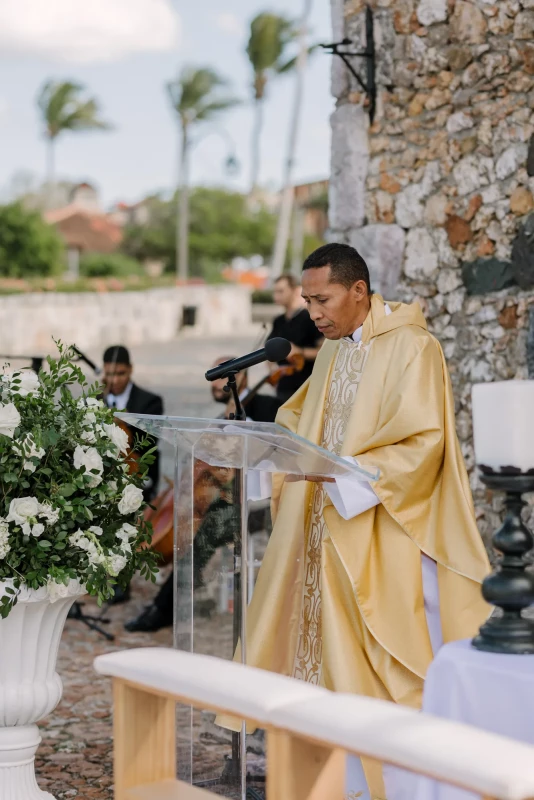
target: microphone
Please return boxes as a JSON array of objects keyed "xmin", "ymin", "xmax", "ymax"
[{"xmin": 205, "ymin": 337, "xmax": 291, "ymax": 382}]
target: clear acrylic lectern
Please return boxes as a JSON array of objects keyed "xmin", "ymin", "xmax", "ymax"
[{"xmin": 119, "ymin": 414, "xmax": 379, "ymax": 799}]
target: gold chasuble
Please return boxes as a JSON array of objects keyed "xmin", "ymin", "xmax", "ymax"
[{"xmin": 218, "ymin": 294, "xmax": 490, "ymax": 794}]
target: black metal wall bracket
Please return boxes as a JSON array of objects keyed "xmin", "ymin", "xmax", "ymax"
[{"xmin": 321, "ymin": 5, "xmax": 377, "ymax": 123}]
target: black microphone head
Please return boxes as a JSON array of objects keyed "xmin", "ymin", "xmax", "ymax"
[{"xmin": 265, "ymin": 337, "xmax": 291, "ymax": 362}]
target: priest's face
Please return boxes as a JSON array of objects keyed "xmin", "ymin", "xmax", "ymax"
[{"xmin": 301, "ymin": 266, "xmax": 370, "ymax": 340}]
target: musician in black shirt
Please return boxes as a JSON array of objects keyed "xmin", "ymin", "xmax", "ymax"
[{"xmin": 267, "ymin": 274, "xmax": 323, "ymax": 404}]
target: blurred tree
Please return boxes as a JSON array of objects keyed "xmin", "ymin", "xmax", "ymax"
[
  {"xmin": 246, "ymin": 13, "xmax": 297, "ymax": 195},
  {"xmin": 79, "ymin": 252, "xmax": 144, "ymax": 278},
  {"xmin": 122, "ymin": 188, "xmax": 277, "ymax": 279},
  {"xmin": 166, "ymin": 67, "xmax": 239, "ymax": 282},
  {"xmin": 0, "ymin": 203, "xmax": 64, "ymax": 277},
  {"xmin": 37, "ymin": 81, "xmax": 111, "ymax": 204}
]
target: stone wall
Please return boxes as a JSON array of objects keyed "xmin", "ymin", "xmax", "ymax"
[
  {"xmin": 329, "ymin": 0, "xmax": 534, "ymax": 539},
  {"xmin": 0, "ymin": 285, "xmax": 252, "ymax": 356}
]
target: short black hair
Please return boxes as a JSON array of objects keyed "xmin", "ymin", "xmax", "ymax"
[
  {"xmin": 302, "ymin": 243, "xmax": 371, "ymax": 292},
  {"xmin": 103, "ymin": 345, "xmax": 131, "ymax": 366}
]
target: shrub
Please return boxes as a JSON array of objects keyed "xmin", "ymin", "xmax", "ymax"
[
  {"xmin": 252, "ymin": 289, "xmax": 274, "ymax": 304},
  {"xmin": 0, "ymin": 203, "xmax": 64, "ymax": 278},
  {"xmin": 79, "ymin": 253, "xmax": 144, "ymax": 278}
]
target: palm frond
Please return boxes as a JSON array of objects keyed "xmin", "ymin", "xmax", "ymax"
[
  {"xmin": 37, "ymin": 80, "xmax": 111, "ymax": 139},
  {"xmin": 166, "ymin": 66, "xmax": 238, "ymax": 126},
  {"xmin": 246, "ymin": 13, "xmax": 296, "ymax": 74},
  {"xmin": 195, "ymin": 98, "xmax": 241, "ymax": 121},
  {"xmin": 277, "ymin": 42, "xmax": 319, "ymax": 74}
]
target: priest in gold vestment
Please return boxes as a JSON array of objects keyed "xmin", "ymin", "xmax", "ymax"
[{"xmin": 218, "ymin": 243, "xmax": 490, "ymax": 798}]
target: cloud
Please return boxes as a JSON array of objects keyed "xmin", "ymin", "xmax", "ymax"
[
  {"xmin": 0, "ymin": 0, "xmax": 180, "ymax": 63},
  {"xmin": 214, "ymin": 12, "xmax": 244, "ymax": 38}
]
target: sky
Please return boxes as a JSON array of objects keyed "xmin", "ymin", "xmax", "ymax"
[{"xmin": 0, "ymin": 0, "xmax": 334, "ymax": 208}]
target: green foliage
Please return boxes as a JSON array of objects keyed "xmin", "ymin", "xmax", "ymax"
[
  {"xmin": 0, "ymin": 344, "xmax": 158, "ymax": 617},
  {"xmin": 167, "ymin": 67, "xmax": 239, "ymax": 129},
  {"xmin": 122, "ymin": 188, "xmax": 277, "ymax": 277},
  {"xmin": 0, "ymin": 203, "xmax": 64, "ymax": 278},
  {"xmin": 252, "ymin": 289, "xmax": 274, "ymax": 304},
  {"xmin": 79, "ymin": 252, "xmax": 144, "ymax": 278},
  {"xmin": 37, "ymin": 80, "xmax": 111, "ymax": 141},
  {"xmin": 247, "ymin": 13, "xmax": 297, "ymax": 99}
]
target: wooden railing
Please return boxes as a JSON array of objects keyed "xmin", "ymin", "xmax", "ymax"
[{"xmin": 94, "ymin": 647, "xmax": 534, "ymax": 800}]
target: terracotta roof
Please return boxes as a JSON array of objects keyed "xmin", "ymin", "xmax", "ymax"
[{"xmin": 44, "ymin": 208, "xmax": 123, "ymax": 253}]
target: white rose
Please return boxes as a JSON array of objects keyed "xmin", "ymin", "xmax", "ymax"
[
  {"xmin": 77, "ymin": 397, "xmax": 103, "ymax": 410},
  {"xmin": 107, "ymin": 553, "xmax": 127, "ymax": 576},
  {"xmin": 73, "ymin": 445, "xmax": 104, "ymax": 488},
  {"xmin": 103, "ymin": 423, "xmax": 129, "ymax": 455},
  {"xmin": 69, "ymin": 530, "xmax": 105, "ymax": 566},
  {"xmin": 39, "ymin": 503, "xmax": 60, "ymax": 526},
  {"xmin": 84, "ymin": 412, "xmax": 97, "ymax": 425},
  {"xmin": 81, "ymin": 429, "xmax": 97, "ymax": 444},
  {"xmin": 116, "ymin": 522, "xmax": 138, "ymax": 542},
  {"xmin": 88, "ymin": 544, "xmax": 106, "ymax": 566},
  {"xmin": 7, "ymin": 496, "xmax": 40, "ymax": 525},
  {"xmin": 10, "ymin": 370, "xmax": 40, "ymax": 397},
  {"xmin": 14, "ymin": 433, "xmax": 45, "ymax": 460},
  {"xmin": 118, "ymin": 484, "xmax": 144, "ymax": 515},
  {"xmin": 69, "ymin": 529, "xmax": 84, "ymax": 546},
  {"xmin": 0, "ymin": 402, "xmax": 21, "ymax": 439},
  {"xmin": 88, "ymin": 525, "xmax": 103, "ymax": 537},
  {"xmin": 47, "ymin": 580, "xmax": 70, "ymax": 603},
  {"xmin": 31, "ymin": 523, "xmax": 45, "ymax": 538}
]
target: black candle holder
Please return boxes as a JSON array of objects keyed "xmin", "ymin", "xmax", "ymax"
[{"xmin": 473, "ymin": 471, "xmax": 534, "ymax": 654}]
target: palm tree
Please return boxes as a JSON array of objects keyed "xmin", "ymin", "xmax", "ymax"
[
  {"xmin": 37, "ymin": 80, "xmax": 111, "ymax": 203},
  {"xmin": 167, "ymin": 67, "xmax": 239, "ymax": 282},
  {"xmin": 246, "ymin": 13, "xmax": 297, "ymax": 196}
]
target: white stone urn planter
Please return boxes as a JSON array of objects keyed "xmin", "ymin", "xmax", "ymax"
[{"xmin": 0, "ymin": 579, "xmax": 86, "ymax": 799}]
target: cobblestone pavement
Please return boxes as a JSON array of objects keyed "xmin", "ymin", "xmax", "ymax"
[{"xmin": 36, "ymin": 333, "xmax": 269, "ymax": 800}]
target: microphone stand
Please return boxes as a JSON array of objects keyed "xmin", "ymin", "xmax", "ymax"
[
  {"xmin": 223, "ymin": 370, "xmax": 246, "ymax": 422},
  {"xmin": 224, "ymin": 370, "xmax": 247, "ymax": 788}
]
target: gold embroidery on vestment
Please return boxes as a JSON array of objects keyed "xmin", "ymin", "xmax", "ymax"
[{"xmin": 293, "ymin": 339, "xmax": 372, "ymax": 683}]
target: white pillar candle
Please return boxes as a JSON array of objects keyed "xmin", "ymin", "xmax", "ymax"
[{"xmin": 472, "ymin": 380, "xmax": 534, "ymax": 472}]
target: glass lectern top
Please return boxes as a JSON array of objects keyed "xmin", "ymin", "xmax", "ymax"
[{"xmin": 118, "ymin": 413, "xmax": 379, "ymax": 481}]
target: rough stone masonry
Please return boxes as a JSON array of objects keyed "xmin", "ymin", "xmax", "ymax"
[{"xmin": 328, "ymin": 0, "xmax": 534, "ymax": 543}]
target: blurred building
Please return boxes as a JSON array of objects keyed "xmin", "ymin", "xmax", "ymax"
[
  {"xmin": 108, "ymin": 199, "xmax": 152, "ymax": 228},
  {"xmin": 44, "ymin": 202, "xmax": 122, "ymax": 278}
]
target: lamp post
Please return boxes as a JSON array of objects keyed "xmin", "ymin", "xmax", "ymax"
[{"xmin": 471, "ymin": 380, "xmax": 534, "ymax": 654}]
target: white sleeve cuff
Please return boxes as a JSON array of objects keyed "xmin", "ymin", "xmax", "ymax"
[
  {"xmin": 324, "ymin": 456, "xmax": 380, "ymax": 520},
  {"xmin": 247, "ymin": 471, "xmax": 272, "ymax": 502}
]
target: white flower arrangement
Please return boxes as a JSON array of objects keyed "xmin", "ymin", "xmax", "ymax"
[{"xmin": 0, "ymin": 345, "xmax": 158, "ymax": 617}]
